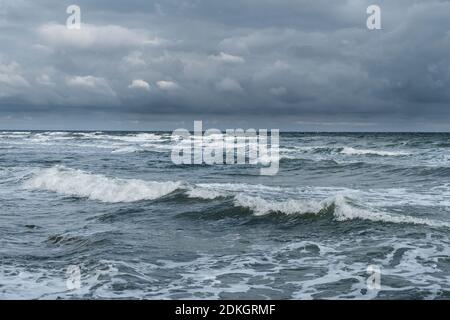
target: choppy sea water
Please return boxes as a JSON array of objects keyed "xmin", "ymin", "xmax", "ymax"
[{"xmin": 1, "ymin": 131, "xmax": 450, "ymax": 299}]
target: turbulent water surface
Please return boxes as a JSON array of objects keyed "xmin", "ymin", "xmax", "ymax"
[{"xmin": 1, "ymin": 131, "xmax": 450, "ymax": 299}]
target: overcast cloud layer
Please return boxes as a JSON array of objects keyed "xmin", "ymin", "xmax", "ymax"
[{"xmin": 1, "ymin": 0, "xmax": 450, "ymax": 130}]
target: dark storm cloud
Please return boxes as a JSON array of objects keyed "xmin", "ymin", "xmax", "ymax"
[{"xmin": 1, "ymin": 0, "xmax": 450, "ymax": 130}]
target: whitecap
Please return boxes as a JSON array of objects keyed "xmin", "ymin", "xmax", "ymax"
[
  {"xmin": 185, "ymin": 187, "xmax": 228, "ymax": 200},
  {"xmin": 111, "ymin": 146, "xmax": 141, "ymax": 154},
  {"xmin": 233, "ymin": 193, "xmax": 450, "ymax": 228},
  {"xmin": 340, "ymin": 147, "xmax": 410, "ymax": 156},
  {"xmin": 24, "ymin": 166, "xmax": 182, "ymax": 203},
  {"xmin": 234, "ymin": 194, "xmax": 326, "ymax": 216}
]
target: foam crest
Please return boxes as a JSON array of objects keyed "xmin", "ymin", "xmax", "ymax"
[
  {"xmin": 110, "ymin": 133, "xmax": 163, "ymax": 143},
  {"xmin": 331, "ymin": 195, "xmax": 450, "ymax": 228},
  {"xmin": 111, "ymin": 146, "xmax": 141, "ymax": 154},
  {"xmin": 234, "ymin": 193, "xmax": 450, "ymax": 228},
  {"xmin": 340, "ymin": 147, "xmax": 410, "ymax": 156},
  {"xmin": 234, "ymin": 194, "xmax": 326, "ymax": 216},
  {"xmin": 24, "ymin": 166, "xmax": 182, "ymax": 203},
  {"xmin": 185, "ymin": 187, "xmax": 227, "ymax": 200}
]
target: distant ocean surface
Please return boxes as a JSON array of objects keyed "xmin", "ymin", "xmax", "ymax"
[{"xmin": 1, "ymin": 131, "xmax": 450, "ymax": 299}]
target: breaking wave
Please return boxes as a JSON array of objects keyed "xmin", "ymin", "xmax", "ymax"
[
  {"xmin": 233, "ymin": 194, "xmax": 450, "ymax": 228},
  {"xmin": 340, "ymin": 147, "xmax": 410, "ymax": 157},
  {"xmin": 24, "ymin": 166, "xmax": 182, "ymax": 203},
  {"xmin": 23, "ymin": 166, "xmax": 449, "ymax": 228},
  {"xmin": 185, "ymin": 187, "xmax": 228, "ymax": 200},
  {"xmin": 111, "ymin": 146, "xmax": 141, "ymax": 154}
]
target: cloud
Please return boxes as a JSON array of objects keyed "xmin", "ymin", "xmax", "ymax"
[
  {"xmin": 66, "ymin": 75, "xmax": 116, "ymax": 96},
  {"xmin": 0, "ymin": 62, "xmax": 30, "ymax": 88},
  {"xmin": 269, "ymin": 86, "xmax": 287, "ymax": 96},
  {"xmin": 210, "ymin": 52, "xmax": 245, "ymax": 64},
  {"xmin": 156, "ymin": 80, "xmax": 179, "ymax": 90},
  {"xmin": 38, "ymin": 23, "xmax": 163, "ymax": 50},
  {"xmin": 1, "ymin": 0, "xmax": 450, "ymax": 130},
  {"xmin": 36, "ymin": 74, "xmax": 54, "ymax": 86},
  {"xmin": 128, "ymin": 79, "xmax": 150, "ymax": 91},
  {"xmin": 216, "ymin": 78, "xmax": 243, "ymax": 93},
  {"xmin": 123, "ymin": 51, "xmax": 146, "ymax": 67}
]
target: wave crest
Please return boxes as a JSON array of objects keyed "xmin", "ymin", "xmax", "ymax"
[
  {"xmin": 234, "ymin": 194, "xmax": 450, "ymax": 228},
  {"xmin": 24, "ymin": 166, "xmax": 182, "ymax": 203},
  {"xmin": 23, "ymin": 167, "xmax": 450, "ymax": 228},
  {"xmin": 234, "ymin": 194, "xmax": 326, "ymax": 216},
  {"xmin": 340, "ymin": 147, "xmax": 410, "ymax": 157}
]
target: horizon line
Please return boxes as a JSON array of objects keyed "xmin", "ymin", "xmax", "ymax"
[{"xmin": 2, "ymin": 129, "xmax": 450, "ymax": 134}]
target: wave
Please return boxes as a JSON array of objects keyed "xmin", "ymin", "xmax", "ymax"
[
  {"xmin": 1, "ymin": 131, "xmax": 167, "ymax": 145},
  {"xmin": 0, "ymin": 131, "xmax": 31, "ymax": 134},
  {"xmin": 340, "ymin": 147, "xmax": 410, "ymax": 157},
  {"xmin": 111, "ymin": 146, "xmax": 141, "ymax": 154},
  {"xmin": 23, "ymin": 166, "xmax": 450, "ymax": 228},
  {"xmin": 234, "ymin": 194, "xmax": 326, "ymax": 216},
  {"xmin": 233, "ymin": 194, "xmax": 450, "ymax": 228},
  {"xmin": 330, "ymin": 195, "xmax": 449, "ymax": 227},
  {"xmin": 24, "ymin": 166, "xmax": 182, "ymax": 203},
  {"xmin": 185, "ymin": 187, "xmax": 228, "ymax": 200},
  {"xmin": 185, "ymin": 185, "xmax": 450, "ymax": 228},
  {"xmin": 107, "ymin": 133, "xmax": 165, "ymax": 143}
]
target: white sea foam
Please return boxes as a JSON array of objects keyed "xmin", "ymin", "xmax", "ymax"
[
  {"xmin": 234, "ymin": 193, "xmax": 450, "ymax": 228},
  {"xmin": 22, "ymin": 168, "xmax": 450, "ymax": 227},
  {"xmin": 24, "ymin": 166, "xmax": 182, "ymax": 203},
  {"xmin": 185, "ymin": 187, "xmax": 227, "ymax": 200},
  {"xmin": 234, "ymin": 194, "xmax": 326, "ymax": 216},
  {"xmin": 330, "ymin": 195, "xmax": 450, "ymax": 227},
  {"xmin": 0, "ymin": 131, "xmax": 31, "ymax": 135},
  {"xmin": 191, "ymin": 183, "xmax": 449, "ymax": 208},
  {"xmin": 195, "ymin": 182, "xmax": 284, "ymax": 194},
  {"xmin": 340, "ymin": 147, "xmax": 410, "ymax": 156},
  {"xmin": 5, "ymin": 132, "xmax": 167, "ymax": 151},
  {"xmin": 110, "ymin": 133, "xmax": 164, "ymax": 143},
  {"xmin": 111, "ymin": 146, "xmax": 141, "ymax": 154}
]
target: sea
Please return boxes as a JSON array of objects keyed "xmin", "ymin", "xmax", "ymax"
[{"xmin": 1, "ymin": 131, "xmax": 449, "ymax": 299}]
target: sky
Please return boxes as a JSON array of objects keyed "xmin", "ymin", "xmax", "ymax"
[{"xmin": 0, "ymin": 0, "xmax": 450, "ymax": 131}]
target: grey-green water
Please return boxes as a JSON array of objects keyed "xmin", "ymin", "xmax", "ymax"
[{"xmin": 1, "ymin": 131, "xmax": 449, "ymax": 299}]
